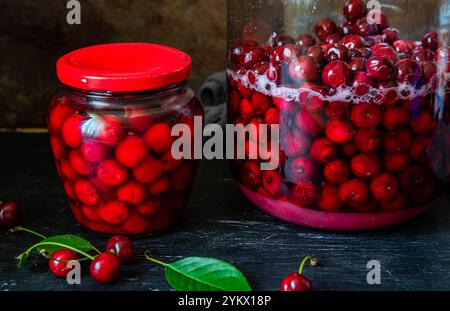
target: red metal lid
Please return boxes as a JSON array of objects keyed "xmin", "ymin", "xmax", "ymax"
[{"xmin": 56, "ymin": 43, "xmax": 191, "ymax": 92}]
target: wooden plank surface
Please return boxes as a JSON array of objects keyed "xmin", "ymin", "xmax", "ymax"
[{"xmin": 1, "ymin": 133, "xmax": 450, "ymax": 291}]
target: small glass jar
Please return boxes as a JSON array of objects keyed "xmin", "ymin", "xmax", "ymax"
[
  {"xmin": 48, "ymin": 43, "xmax": 203, "ymax": 235},
  {"xmin": 227, "ymin": 0, "xmax": 450, "ymax": 230}
]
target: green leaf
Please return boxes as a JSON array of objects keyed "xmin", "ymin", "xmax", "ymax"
[
  {"xmin": 163, "ymin": 257, "xmax": 252, "ymax": 291},
  {"xmin": 35, "ymin": 235, "xmax": 96, "ymax": 255}
]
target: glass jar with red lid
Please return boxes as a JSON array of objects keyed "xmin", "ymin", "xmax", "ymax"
[
  {"xmin": 227, "ymin": 0, "xmax": 450, "ymax": 230},
  {"xmin": 48, "ymin": 43, "xmax": 203, "ymax": 235}
]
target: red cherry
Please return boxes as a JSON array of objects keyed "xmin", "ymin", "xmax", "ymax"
[
  {"xmin": 69, "ymin": 150, "xmax": 95, "ymax": 176},
  {"xmin": 384, "ymin": 129, "xmax": 412, "ymax": 153},
  {"xmin": 160, "ymin": 150, "xmax": 183, "ymax": 172},
  {"xmin": 81, "ymin": 204, "xmax": 101, "ymax": 222},
  {"xmin": 412, "ymin": 47, "xmax": 435, "ymax": 62},
  {"xmin": 136, "ymin": 199, "xmax": 161, "ymax": 216},
  {"xmin": 50, "ymin": 135, "xmax": 66, "ymax": 160},
  {"xmin": 48, "ymin": 101, "xmax": 73, "ymax": 134},
  {"xmin": 271, "ymin": 44, "xmax": 298, "ymax": 63},
  {"xmin": 60, "ymin": 159, "xmax": 77, "ymax": 179},
  {"xmin": 342, "ymin": 35, "xmax": 366, "ymax": 49},
  {"xmin": 240, "ymin": 161, "xmax": 261, "ymax": 188},
  {"xmin": 410, "ymin": 112, "xmax": 437, "ymax": 134},
  {"xmin": 356, "ymin": 17, "xmax": 378, "ymax": 37},
  {"xmin": 133, "ymin": 158, "xmax": 163, "ymax": 184},
  {"xmin": 373, "ymin": 46, "xmax": 399, "ymax": 65},
  {"xmin": 382, "ymin": 28, "xmax": 400, "ymax": 44},
  {"xmin": 324, "ymin": 159, "xmax": 350, "ymax": 184},
  {"xmin": 315, "ymin": 18, "xmax": 338, "ymax": 41},
  {"xmin": 370, "ymin": 173, "xmax": 399, "ymax": 201},
  {"xmin": 49, "ymin": 249, "xmax": 79, "ymax": 278},
  {"xmin": 121, "ymin": 214, "xmax": 147, "ymax": 235},
  {"xmin": 352, "ymin": 71, "xmax": 375, "ymax": 95},
  {"xmin": 396, "ymin": 58, "xmax": 422, "ymax": 84},
  {"xmin": 80, "ymin": 141, "xmax": 108, "ymax": 163},
  {"xmin": 343, "ymin": 0, "xmax": 367, "ymax": 23},
  {"xmin": 262, "ymin": 170, "xmax": 282, "ymax": 195},
  {"xmin": 377, "ymin": 81, "xmax": 399, "ymax": 107},
  {"xmin": 310, "ymin": 137, "xmax": 337, "ymax": 164},
  {"xmin": 350, "ymin": 103, "xmax": 383, "ymax": 129},
  {"xmin": 281, "ymin": 272, "xmax": 312, "ymax": 291},
  {"xmin": 382, "ymin": 193, "xmax": 408, "ymax": 211},
  {"xmin": 349, "ymin": 58, "xmax": 367, "ymax": 72},
  {"xmin": 294, "ymin": 110, "xmax": 323, "ymax": 136},
  {"xmin": 98, "ymin": 115, "xmax": 125, "ymax": 147},
  {"xmin": 0, "ymin": 201, "xmax": 22, "ymax": 230},
  {"xmin": 288, "ymin": 157, "xmax": 318, "ymax": 184},
  {"xmin": 248, "ymin": 61, "xmax": 270, "ymax": 85},
  {"xmin": 322, "ymin": 61, "xmax": 351, "ymax": 88},
  {"xmin": 237, "ymin": 80, "xmax": 253, "ymax": 98},
  {"xmin": 366, "ymin": 56, "xmax": 393, "ymax": 82},
  {"xmin": 325, "ymin": 33, "xmax": 342, "ymax": 45},
  {"xmin": 115, "ymin": 136, "xmax": 148, "ymax": 168},
  {"xmin": 265, "ymin": 107, "xmax": 280, "ymax": 125},
  {"xmin": 61, "ymin": 114, "xmax": 86, "ymax": 148},
  {"xmin": 144, "ymin": 123, "xmax": 174, "ymax": 154},
  {"xmin": 351, "ymin": 154, "xmax": 382, "ymax": 179},
  {"xmin": 297, "ymin": 34, "xmax": 317, "ymax": 48},
  {"xmin": 251, "ymin": 92, "xmax": 271, "ymax": 115},
  {"xmin": 237, "ymin": 46, "xmax": 269, "ymax": 68},
  {"xmin": 291, "ymin": 182, "xmax": 318, "ymax": 206},
  {"xmin": 306, "ymin": 46, "xmax": 325, "ymax": 65},
  {"xmin": 354, "ymin": 128, "xmax": 383, "ymax": 153},
  {"xmin": 240, "ymin": 98, "xmax": 255, "ymax": 121},
  {"xmin": 383, "ymin": 107, "xmax": 410, "ymax": 130},
  {"xmin": 90, "ymin": 253, "xmax": 121, "ymax": 284},
  {"xmin": 117, "ymin": 181, "xmax": 146, "ymax": 205},
  {"xmin": 299, "ymin": 82, "xmax": 327, "ymax": 112},
  {"xmin": 339, "ymin": 21, "xmax": 358, "ymax": 36},
  {"xmin": 105, "ymin": 236, "xmax": 134, "ymax": 264},
  {"xmin": 420, "ymin": 61, "xmax": 437, "ymax": 83},
  {"xmin": 422, "ymin": 32, "xmax": 439, "ymax": 51},
  {"xmin": 149, "ymin": 176, "xmax": 170, "ymax": 196},
  {"xmin": 318, "ymin": 184, "xmax": 341, "ymax": 212},
  {"xmin": 410, "ymin": 135, "xmax": 431, "ymax": 162},
  {"xmin": 97, "ymin": 201, "xmax": 129, "ymax": 225},
  {"xmin": 324, "ymin": 44, "xmax": 349, "ymax": 62},
  {"xmin": 326, "ymin": 101, "xmax": 350, "ymax": 118},
  {"xmin": 325, "ymin": 119, "xmax": 354, "ymax": 143},
  {"xmin": 74, "ymin": 180, "xmax": 98, "ymax": 205},
  {"xmin": 271, "ymin": 35, "xmax": 295, "ymax": 48},
  {"xmin": 393, "ymin": 40, "xmax": 417, "ymax": 54},
  {"xmin": 97, "ymin": 159, "xmax": 128, "ymax": 186},
  {"xmin": 339, "ymin": 179, "xmax": 370, "ymax": 207},
  {"xmin": 282, "ymin": 129, "xmax": 311, "ymax": 156},
  {"xmin": 384, "ymin": 153, "xmax": 410, "ymax": 173},
  {"xmin": 288, "ymin": 55, "xmax": 320, "ymax": 83}
]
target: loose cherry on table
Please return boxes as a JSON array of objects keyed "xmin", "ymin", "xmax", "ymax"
[
  {"xmin": 49, "ymin": 249, "xmax": 79, "ymax": 278},
  {"xmin": 0, "ymin": 201, "xmax": 22, "ymax": 230},
  {"xmin": 281, "ymin": 256, "xmax": 319, "ymax": 291},
  {"xmin": 105, "ymin": 235, "xmax": 134, "ymax": 264},
  {"xmin": 90, "ymin": 252, "xmax": 122, "ymax": 284}
]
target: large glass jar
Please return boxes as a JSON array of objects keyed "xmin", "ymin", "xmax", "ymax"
[
  {"xmin": 227, "ymin": 0, "xmax": 450, "ymax": 230},
  {"xmin": 48, "ymin": 43, "xmax": 203, "ymax": 235}
]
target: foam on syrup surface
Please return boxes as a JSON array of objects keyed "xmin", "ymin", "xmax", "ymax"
[{"xmin": 228, "ymin": 68, "xmax": 438, "ymax": 105}]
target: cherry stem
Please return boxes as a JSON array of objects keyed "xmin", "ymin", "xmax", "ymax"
[
  {"xmin": 144, "ymin": 251, "xmax": 168, "ymax": 267},
  {"xmin": 12, "ymin": 226, "xmax": 47, "ymax": 239},
  {"xmin": 298, "ymin": 256, "xmax": 318, "ymax": 275},
  {"xmin": 22, "ymin": 241, "xmax": 95, "ymax": 261}
]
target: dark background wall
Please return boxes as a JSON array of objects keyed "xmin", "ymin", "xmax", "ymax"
[{"xmin": 0, "ymin": 0, "xmax": 227, "ymax": 128}]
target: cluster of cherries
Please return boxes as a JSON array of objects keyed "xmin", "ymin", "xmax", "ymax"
[
  {"xmin": 48, "ymin": 95, "xmax": 200, "ymax": 235},
  {"xmin": 228, "ymin": 0, "xmax": 449, "ymax": 213},
  {"xmin": 50, "ymin": 235, "xmax": 134, "ymax": 284}
]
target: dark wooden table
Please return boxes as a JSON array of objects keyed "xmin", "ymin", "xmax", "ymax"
[{"xmin": 1, "ymin": 133, "xmax": 450, "ymax": 291}]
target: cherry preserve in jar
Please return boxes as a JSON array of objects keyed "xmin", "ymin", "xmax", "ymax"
[
  {"xmin": 228, "ymin": 0, "xmax": 450, "ymax": 230},
  {"xmin": 48, "ymin": 43, "xmax": 203, "ymax": 235}
]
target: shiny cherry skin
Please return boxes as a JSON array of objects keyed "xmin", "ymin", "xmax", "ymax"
[
  {"xmin": 366, "ymin": 55, "xmax": 393, "ymax": 82},
  {"xmin": 105, "ymin": 236, "xmax": 134, "ymax": 264},
  {"xmin": 281, "ymin": 272, "xmax": 312, "ymax": 291},
  {"xmin": 343, "ymin": 0, "xmax": 367, "ymax": 23},
  {"xmin": 315, "ymin": 18, "xmax": 337, "ymax": 41},
  {"xmin": 422, "ymin": 32, "xmax": 439, "ymax": 51},
  {"xmin": 396, "ymin": 58, "xmax": 422, "ymax": 84},
  {"xmin": 322, "ymin": 60, "xmax": 351, "ymax": 88},
  {"xmin": 49, "ymin": 249, "xmax": 79, "ymax": 278},
  {"xmin": 0, "ymin": 201, "xmax": 22, "ymax": 230},
  {"xmin": 90, "ymin": 253, "xmax": 121, "ymax": 284}
]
